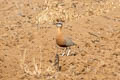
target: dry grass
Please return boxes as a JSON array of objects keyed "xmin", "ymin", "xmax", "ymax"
[
  {"xmin": 36, "ymin": 0, "xmax": 120, "ymax": 25},
  {"xmin": 36, "ymin": 0, "xmax": 80, "ymax": 25},
  {"xmin": 19, "ymin": 47, "xmax": 59, "ymax": 79},
  {"xmin": 20, "ymin": 48, "xmax": 42, "ymax": 77}
]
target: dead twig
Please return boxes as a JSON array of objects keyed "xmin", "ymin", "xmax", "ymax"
[
  {"xmin": 88, "ymin": 32, "xmax": 99, "ymax": 38},
  {"xmin": 54, "ymin": 54, "xmax": 61, "ymax": 71}
]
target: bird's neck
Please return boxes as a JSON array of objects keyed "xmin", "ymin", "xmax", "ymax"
[
  {"xmin": 57, "ymin": 28, "xmax": 64, "ymax": 38},
  {"xmin": 57, "ymin": 28, "xmax": 62, "ymax": 34}
]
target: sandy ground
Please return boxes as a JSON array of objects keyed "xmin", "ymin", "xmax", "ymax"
[{"xmin": 0, "ymin": 0, "xmax": 120, "ymax": 80}]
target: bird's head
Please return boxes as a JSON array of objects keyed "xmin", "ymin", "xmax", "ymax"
[{"xmin": 56, "ymin": 22, "xmax": 63, "ymax": 28}]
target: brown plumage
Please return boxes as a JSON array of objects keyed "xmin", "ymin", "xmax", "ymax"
[{"xmin": 55, "ymin": 22, "xmax": 76, "ymax": 56}]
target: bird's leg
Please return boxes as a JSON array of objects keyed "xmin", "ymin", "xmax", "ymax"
[
  {"xmin": 62, "ymin": 47, "xmax": 71, "ymax": 56},
  {"xmin": 61, "ymin": 48, "xmax": 67, "ymax": 56},
  {"xmin": 67, "ymin": 47, "xmax": 71, "ymax": 56}
]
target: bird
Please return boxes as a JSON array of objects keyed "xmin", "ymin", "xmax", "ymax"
[{"xmin": 55, "ymin": 22, "xmax": 76, "ymax": 56}]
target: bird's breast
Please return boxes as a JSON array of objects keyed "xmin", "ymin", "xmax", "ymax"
[{"xmin": 56, "ymin": 34, "xmax": 66, "ymax": 47}]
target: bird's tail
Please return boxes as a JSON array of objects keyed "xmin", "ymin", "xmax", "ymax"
[
  {"xmin": 73, "ymin": 43, "xmax": 80, "ymax": 48},
  {"xmin": 73, "ymin": 42, "xmax": 77, "ymax": 46}
]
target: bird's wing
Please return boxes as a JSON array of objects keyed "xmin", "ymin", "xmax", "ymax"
[{"xmin": 64, "ymin": 37, "xmax": 75, "ymax": 46}]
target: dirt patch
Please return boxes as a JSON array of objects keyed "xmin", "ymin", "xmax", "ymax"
[{"xmin": 0, "ymin": 0, "xmax": 120, "ymax": 80}]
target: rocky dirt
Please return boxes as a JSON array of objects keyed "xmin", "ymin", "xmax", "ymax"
[{"xmin": 0, "ymin": 0, "xmax": 120, "ymax": 80}]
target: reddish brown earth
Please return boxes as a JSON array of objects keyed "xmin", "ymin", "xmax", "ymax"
[{"xmin": 0, "ymin": 0, "xmax": 120, "ymax": 80}]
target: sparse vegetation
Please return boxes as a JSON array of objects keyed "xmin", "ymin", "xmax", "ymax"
[{"xmin": 0, "ymin": 0, "xmax": 120, "ymax": 80}]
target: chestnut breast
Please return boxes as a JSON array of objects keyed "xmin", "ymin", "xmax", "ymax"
[{"xmin": 56, "ymin": 34, "xmax": 67, "ymax": 47}]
